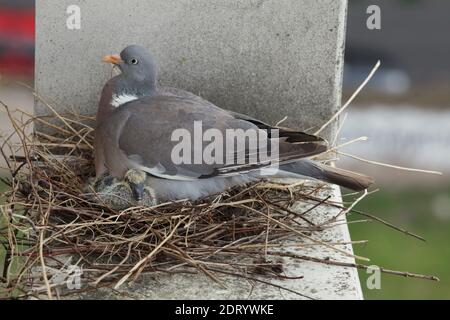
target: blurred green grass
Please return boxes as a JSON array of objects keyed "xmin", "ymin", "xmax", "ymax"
[
  {"xmin": 1, "ymin": 178, "xmax": 28, "ymax": 298},
  {"xmin": 0, "ymin": 179, "xmax": 6, "ymax": 278},
  {"xmin": 349, "ymin": 185, "xmax": 450, "ymax": 300}
]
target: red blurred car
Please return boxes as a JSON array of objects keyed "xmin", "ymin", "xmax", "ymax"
[{"xmin": 0, "ymin": 0, "xmax": 34, "ymax": 77}]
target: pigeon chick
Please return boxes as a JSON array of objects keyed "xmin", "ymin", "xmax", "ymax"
[{"xmin": 93, "ymin": 169, "xmax": 157, "ymax": 210}]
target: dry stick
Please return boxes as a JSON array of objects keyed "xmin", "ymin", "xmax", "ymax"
[
  {"xmin": 38, "ymin": 185, "xmax": 54, "ymax": 299},
  {"xmin": 332, "ymin": 112, "xmax": 348, "ymax": 146},
  {"xmin": 0, "ymin": 107, "xmax": 33, "ymax": 150},
  {"xmin": 262, "ymin": 196, "xmax": 319, "ymax": 227},
  {"xmin": 2, "ymin": 103, "xmax": 42, "ymax": 287},
  {"xmin": 338, "ymin": 151, "xmax": 443, "ymax": 176},
  {"xmin": 342, "ymin": 188, "xmax": 380, "ymax": 199},
  {"xmin": 163, "ymin": 244, "xmax": 226, "ymax": 288},
  {"xmin": 257, "ymin": 181, "xmax": 307, "ymax": 191},
  {"xmin": 325, "ymin": 136, "xmax": 368, "ymax": 154},
  {"xmin": 351, "ymin": 209, "xmax": 426, "ymax": 242},
  {"xmin": 19, "ymin": 86, "xmax": 94, "ymax": 149},
  {"xmin": 302, "ymin": 193, "xmax": 426, "ymax": 242},
  {"xmin": 264, "ymin": 207, "xmax": 270, "ymax": 260},
  {"xmin": 94, "ymin": 242, "xmax": 133, "ymax": 285},
  {"xmin": 315, "ymin": 60, "xmax": 381, "ymax": 136},
  {"xmin": 331, "ymin": 189, "xmax": 368, "ymax": 220},
  {"xmin": 240, "ymin": 204, "xmax": 370, "ymax": 262},
  {"xmin": 332, "ymin": 219, "xmax": 372, "ymax": 226},
  {"xmin": 32, "ymin": 142, "xmax": 91, "ymax": 150},
  {"xmin": 190, "ymin": 230, "xmax": 275, "ymax": 264},
  {"xmin": 275, "ymin": 116, "xmax": 288, "ymax": 127},
  {"xmin": 0, "ymin": 140, "xmax": 13, "ymax": 175},
  {"xmin": 263, "ymin": 250, "xmax": 440, "ymax": 282},
  {"xmin": 17, "ymin": 108, "xmax": 72, "ymax": 136},
  {"xmin": 295, "ymin": 195, "xmax": 331, "ymax": 218},
  {"xmin": 234, "ymin": 240, "xmax": 369, "ymax": 250}
]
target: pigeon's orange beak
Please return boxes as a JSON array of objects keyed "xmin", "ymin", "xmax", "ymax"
[{"xmin": 102, "ymin": 54, "xmax": 123, "ymax": 65}]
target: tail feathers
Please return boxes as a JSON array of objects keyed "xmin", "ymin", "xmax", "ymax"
[
  {"xmin": 279, "ymin": 160, "xmax": 374, "ymax": 191},
  {"xmin": 314, "ymin": 163, "xmax": 374, "ymax": 191}
]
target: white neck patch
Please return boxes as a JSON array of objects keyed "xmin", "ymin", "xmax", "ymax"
[{"xmin": 111, "ymin": 93, "xmax": 139, "ymax": 108}]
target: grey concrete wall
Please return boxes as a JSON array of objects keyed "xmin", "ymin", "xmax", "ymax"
[{"xmin": 36, "ymin": 0, "xmax": 347, "ymax": 140}]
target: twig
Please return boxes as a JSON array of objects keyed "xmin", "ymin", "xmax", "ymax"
[
  {"xmin": 338, "ymin": 151, "xmax": 443, "ymax": 176},
  {"xmin": 315, "ymin": 60, "xmax": 381, "ymax": 135}
]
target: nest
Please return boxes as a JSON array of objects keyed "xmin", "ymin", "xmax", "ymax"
[{"xmin": 0, "ymin": 99, "xmax": 439, "ymax": 300}]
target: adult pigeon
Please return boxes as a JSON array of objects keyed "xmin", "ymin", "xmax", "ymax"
[{"xmin": 94, "ymin": 45, "xmax": 373, "ymax": 205}]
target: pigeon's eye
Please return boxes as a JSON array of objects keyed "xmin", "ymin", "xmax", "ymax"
[{"xmin": 130, "ymin": 58, "xmax": 139, "ymax": 65}]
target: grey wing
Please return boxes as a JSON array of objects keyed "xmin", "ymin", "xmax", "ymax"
[
  {"xmin": 160, "ymin": 86, "xmax": 324, "ymax": 143},
  {"xmin": 112, "ymin": 95, "xmax": 327, "ymax": 180}
]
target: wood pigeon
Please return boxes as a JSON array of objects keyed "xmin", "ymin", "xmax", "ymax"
[{"xmin": 94, "ymin": 45, "xmax": 373, "ymax": 206}]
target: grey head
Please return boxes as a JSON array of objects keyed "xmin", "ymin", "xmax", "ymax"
[{"xmin": 102, "ymin": 44, "xmax": 157, "ymax": 98}]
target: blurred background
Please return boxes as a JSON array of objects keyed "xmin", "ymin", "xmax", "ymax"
[
  {"xmin": 343, "ymin": 0, "xmax": 450, "ymax": 300},
  {"xmin": 0, "ymin": 0, "xmax": 449, "ymax": 299}
]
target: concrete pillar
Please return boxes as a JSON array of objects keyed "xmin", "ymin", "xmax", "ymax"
[{"xmin": 36, "ymin": 0, "xmax": 347, "ymax": 140}]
